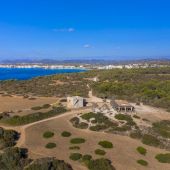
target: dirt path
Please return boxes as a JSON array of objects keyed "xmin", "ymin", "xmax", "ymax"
[{"xmin": 0, "ymin": 107, "xmax": 92, "ymax": 147}]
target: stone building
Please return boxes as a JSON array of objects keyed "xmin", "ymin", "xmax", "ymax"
[
  {"xmin": 112, "ymin": 100, "xmax": 134, "ymax": 112},
  {"xmin": 67, "ymin": 96, "xmax": 85, "ymax": 109}
]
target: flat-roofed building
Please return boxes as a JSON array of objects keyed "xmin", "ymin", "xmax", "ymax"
[
  {"xmin": 112, "ymin": 100, "xmax": 134, "ymax": 112},
  {"xmin": 67, "ymin": 96, "xmax": 85, "ymax": 109}
]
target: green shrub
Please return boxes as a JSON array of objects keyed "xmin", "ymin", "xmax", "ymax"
[
  {"xmin": 112, "ymin": 125, "xmax": 131, "ymax": 132},
  {"xmin": 81, "ymin": 112, "xmax": 96, "ymax": 121},
  {"xmin": 70, "ymin": 138, "xmax": 86, "ymax": 144},
  {"xmin": 98, "ymin": 141, "xmax": 113, "ymax": 149},
  {"xmin": 31, "ymin": 106, "xmax": 42, "ymax": 110},
  {"xmin": 155, "ymin": 153, "xmax": 170, "ymax": 163},
  {"xmin": 137, "ymin": 159, "xmax": 148, "ymax": 166},
  {"xmin": 43, "ymin": 131, "xmax": 54, "ymax": 138},
  {"xmin": 42, "ymin": 104, "xmax": 51, "ymax": 109},
  {"xmin": 152, "ymin": 120, "xmax": 170, "ymax": 138},
  {"xmin": 77, "ymin": 122, "xmax": 89, "ymax": 129},
  {"xmin": 88, "ymin": 158, "xmax": 116, "ymax": 170},
  {"xmin": 136, "ymin": 146, "xmax": 147, "ymax": 155},
  {"xmin": 2, "ymin": 106, "xmax": 67, "ymax": 126},
  {"xmin": 69, "ymin": 153, "xmax": 82, "ymax": 161},
  {"xmin": 69, "ymin": 146, "xmax": 80, "ymax": 150},
  {"xmin": 45, "ymin": 143, "xmax": 56, "ymax": 149},
  {"xmin": 61, "ymin": 131, "xmax": 71, "ymax": 137},
  {"xmin": 142, "ymin": 134, "xmax": 160, "ymax": 147},
  {"xmin": 82, "ymin": 154, "xmax": 92, "ymax": 161},
  {"xmin": 90, "ymin": 125, "xmax": 108, "ymax": 131},
  {"xmin": 95, "ymin": 149, "xmax": 106, "ymax": 156}
]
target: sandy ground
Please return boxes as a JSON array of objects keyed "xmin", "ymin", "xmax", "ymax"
[
  {"xmin": 24, "ymin": 110, "xmax": 170, "ymax": 170},
  {"xmin": 132, "ymin": 103, "xmax": 170, "ymax": 123},
  {"xmin": 1, "ymin": 92, "xmax": 170, "ymax": 170},
  {"xmin": 0, "ymin": 95, "xmax": 58, "ymax": 114}
]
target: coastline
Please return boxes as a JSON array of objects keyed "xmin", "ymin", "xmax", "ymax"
[{"xmin": 0, "ymin": 67, "xmax": 87, "ymax": 81}]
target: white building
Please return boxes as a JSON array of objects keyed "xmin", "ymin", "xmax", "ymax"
[{"xmin": 67, "ymin": 96, "xmax": 85, "ymax": 108}]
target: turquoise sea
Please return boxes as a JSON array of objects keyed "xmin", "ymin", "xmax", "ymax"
[{"xmin": 0, "ymin": 68, "xmax": 86, "ymax": 80}]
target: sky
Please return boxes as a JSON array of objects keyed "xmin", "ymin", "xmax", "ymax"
[{"xmin": 0, "ymin": 0, "xmax": 170, "ymax": 60}]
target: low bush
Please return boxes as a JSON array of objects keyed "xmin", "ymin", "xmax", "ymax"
[
  {"xmin": 31, "ymin": 106, "xmax": 42, "ymax": 110},
  {"xmin": 82, "ymin": 154, "xmax": 92, "ymax": 161},
  {"xmin": 90, "ymin": 125, "xmax": 108, "ymax": 131},
  {"xmin": 137, "ymin": 159, "xmax": 148, "ymax": 166},
  {"xmin": 70, "ymin": 138, "xmax": 86, "ymax": 144},
  {"xmin": 45, "ymin": 143, "xmax": 56, "ymax": 149},
  {"xmin": 152, "ymin": 120, "xmax": 170, "ymax": 138},
  {"xmin": 61, "ymin": 131, "xmax": 71, "ymax": 137},
  {"xmin": 155, "ymin": 153, "xmax": 170, "ymax": 163},
  {"xmin": 81, "ymin": 112, "xmax": 96, "ymax": 121},
  {"xmin": 2, "ymin": 106, "xmax": 67, "ymax": 126},
  {"xmin": 0, "ymin": 128, "xmax": 19, "ymax": 149},
  {"xmin": 69, "ymin": 153, "xmax": 82, "ymax": 161},
  {"xmin": 88, "ymin": 158, "xmax": 116, "ymax": 170},
  {"xmin": 43, "ymin": 131, "xmax": 54, "ymax": 138},
  {"xmin": 115, "ymin": 114, "xmax": 136, "ymax": 126},
  {"xmin": 142, "ymin": 134, "xmax": 160, "ymax": 147},
  {"xmin": 69, "ymin": 146, "xmax": 80, "ymax": 150},
  {"xmin": 77, "ymin": 122, "xmax": 88, "ymax": 129},
  {"xmin": 95, "ymin": 149, "xmax": 106, "ymax": 156},
  {"xmin": 42, "ymin": 104, "xmax": 51, "ymax": 109},
  {"xmin": 136, "ymin": 146, "xmax": 147, "ymax": 155},
  {"xmin": 98, "ymin": 141, "xmax": 113, "ymax": 149}
]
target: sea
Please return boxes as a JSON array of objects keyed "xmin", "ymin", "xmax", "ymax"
[{"xmin": 0, "ymin": 68, "xmax": 86, "ymax": 80}]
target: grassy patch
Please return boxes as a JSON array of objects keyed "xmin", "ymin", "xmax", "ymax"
[
  {"xmin": 42, "ymin": 104, "xmax": 51, "ymax": 109},
  {"xmin": 137, "ymin": 159, "xmax": 148, "ymax": 166},
  {"xmin": 98, "ymin": 141, "xmax": 113, "ymax": 149},
  {"xmin": 152, "ymin": 120, "xmax": 170, "ymax": 138},
  {"xmin": 115, "ymin": 114, "xmax": 136, "ymax": 126},
  {"xmin": 142, "ymin": 134, "xmax": 160, "ymax": 147},
  {"xmin": 81, "ymin": 112, "xmax": 96, "ymax": 121},
  {"xmin": 82, "ymin": 154, "xmax": 92, "ymax": 161},
  {"xmin": 136, "ymin": 146, "xmax": 147, "ymax": 155},
  {"xmin": 70, "ymin": 117, "xmax": 88, "ymax": 129},
  {"xmin": 155, "ymin": 153, "xmax": 170, "ymax": 163},
  {"xmin": 31, "ymin": 106, "xmax": 42, "ymax": 110},
  {"xmin": 45, "ymin": 143, "xmax": 56, "ymax": 149},
  {"xmin": 69, "ymin": 146, "xmax": 80, "ymax": 150},
  {"xmin": 88, "ymin": 158, "xmax": 116, "ymax": 170},
  {"xmin": 1, "ymin": 107, "xmax": 67, "ymax": 126},
  {"xmin": 43, "ymin": 131, "xmax": 54, "ymax": 138},
  {"xmin": 69, "ymin": 153, "xmax": 82, "ymax": 161},
  {"xmin": 70, "ymin": 138, "xmax": 86, "ymax": 144},
  {"xmin": 95, "ymin": 149, "xmax": 106, "ymax": 156},
  {"xmin": 61, "ymin": 131, "xmax": 71, "ymax": 137}
]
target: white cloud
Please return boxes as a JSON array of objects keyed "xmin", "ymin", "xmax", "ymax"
[
  {"xmin": 53, "ymin": 28, "xmax": 75, "ymax": 32},
  {"xmin": 83, "ymin": 44, "xmax": 92, "ymax": 48}
]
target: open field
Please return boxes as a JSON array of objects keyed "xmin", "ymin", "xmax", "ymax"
[
  {"xmin": 23, "ymin": 107, "xmax": 170, "ymax": 170},
  {"xmin": 0, "ymin": 95, "xmax": 58, "ymax": 115},
  {"xmin": 132, "ymin": 103, "xmax": 170, "ymax": 122}
]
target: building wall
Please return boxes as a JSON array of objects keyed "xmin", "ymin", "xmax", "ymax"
[{"xmin": 67, "ymin": 96, "xmax": 84, "ymax": 108}]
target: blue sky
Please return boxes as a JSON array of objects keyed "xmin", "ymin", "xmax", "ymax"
[{"xmin": 0, "ymin": 0, "xmax": 170, "ymax": 60}]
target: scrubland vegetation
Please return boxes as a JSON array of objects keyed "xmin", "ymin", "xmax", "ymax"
[
  {"xmin": 0, "ymin": 127, "xmax": 19, "ymax": 149},
  {"xmin": 0, "ymin": 67, "xmax": 170, "ymax": 110},
  {"xmin": 43, "ymin": 131, "xmax": 54, "ymax": 138},
  {"xmin": 137, "ymin": 159, "xmax": 148, "ymax": 166},
  {"xmin": 136, "ymin": 146, "xmax": 147, "ymax": 155},
  {"xmin": 0, "ymin": 106, "xmax": 67, "ymax": 125}
]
